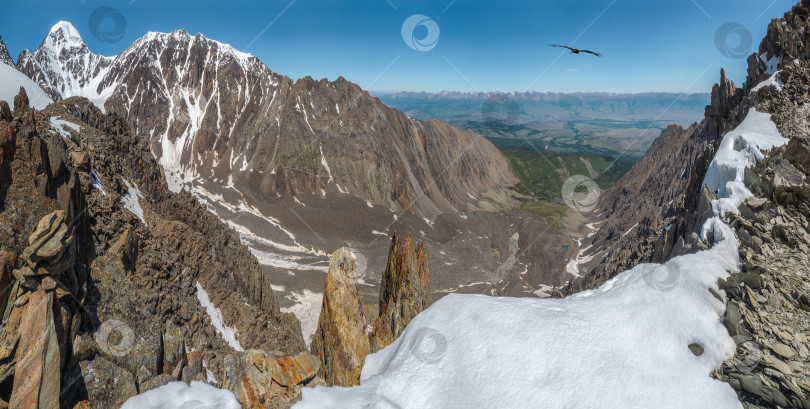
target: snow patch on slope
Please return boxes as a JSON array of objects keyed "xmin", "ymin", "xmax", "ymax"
[
  {"xmin": 121, "ymin": 381, "xmax": 240, "ymax": 409},
  {"xmin": 120, "ymin": 178, "xmax": 147, "ymax": 225},
  {"xmin": 49, "ymin": 117, "xmax": 80, "ymax": 139},
  {"xmin": 751, "ymin": 71, "xmax": 782, "ymax": 92},
  {"xmin": 195, "ymin": 281, "xmax": 243, "ymax": 351},
  {"xmin": 280, "ymin": 289, "xmax": 323, "ymax": 348}
]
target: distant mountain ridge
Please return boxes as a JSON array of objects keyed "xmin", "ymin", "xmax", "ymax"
[
  {"xmin": 381, "ymin": 90, "xmax": 709, "ymax": 120},
  {"xmin": 381, "ymin": 90, "xmax": 710, "ymax": 157},
  {"xmin": 384, "ymin": 90, "xmax": 709, "ymax": 100}
]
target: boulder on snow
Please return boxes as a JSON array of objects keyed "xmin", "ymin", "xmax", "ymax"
[
  {"xmin": 77, "ymin": 357, "xmax": 138, "ymax": 408},
  {"xmin": 224, "ymin": 349, "xmax": 319, "ymax": 408}
]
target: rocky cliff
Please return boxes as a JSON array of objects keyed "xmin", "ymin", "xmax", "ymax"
[
  {"xmin": 0, "ymin": 89, "xmax": 308, "ymax": 408},
  {"xmin": 561, "ymin": 67, "xmax": 745, "ymax": 294}
]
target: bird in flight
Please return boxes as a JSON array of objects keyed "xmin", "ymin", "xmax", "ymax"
[{"xmin": 549, "ymin": 44, "xmax": 604, "ymax": 57}]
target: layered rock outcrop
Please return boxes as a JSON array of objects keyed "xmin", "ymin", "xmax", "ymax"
[
  {"xmin": 713, "ymin": 157, "xmax": 810, "ymax": 408},
  {"xmin": 223, "ymin": 350, "xmax": 322, "ymax": 408},
  {"xmin": 311, "ymin": 233, "xmax": 432, "ymax": 387},
  {"xmin": 371, "ymin": 234, "xmax": 432, "ymax": 351}
]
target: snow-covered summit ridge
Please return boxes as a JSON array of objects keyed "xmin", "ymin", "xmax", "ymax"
[
  {"xmin": 46, "ymin": 21, "xmax": 85, "ymax": 50},
  {"xmin": 702, "ymin": 109, "xmax": 788, "ymax": 218},
  {"xmin": 15, "ymin": 20, "xmax": 114, "ymax": 109},
  {"xmin": 127, "ymin": 28, "xmax": 257, "ymax": 69},
  {"xmin": 15, "ymin": 21, "xmax": 260, "ymax": 111}
]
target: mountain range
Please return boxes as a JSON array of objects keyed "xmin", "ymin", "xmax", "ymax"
[
  {"xmin": 0, "ymin": 21, "xmax": 583, "ymax": 405},
  {"xmin": 2, "ymin": 2, "xmax": 808, "ymax": 406},
  {"xmin": 380, "ymin": 90, "xmax": 710, "ymax": 157}
]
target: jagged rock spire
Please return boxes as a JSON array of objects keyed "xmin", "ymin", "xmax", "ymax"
[
  {"xmin": 311, "ymin": 233, "xmax": 433, "ymax": 386},
  {"xmin": 0, "ymin": 35, "xmax": 14, "ymax": 67}
]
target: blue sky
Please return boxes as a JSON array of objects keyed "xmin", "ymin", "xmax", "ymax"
[{"xmin": 0, "ymin": 0, "xmax": 798, "ymax": 94}]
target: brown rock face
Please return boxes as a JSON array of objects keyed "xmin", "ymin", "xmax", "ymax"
[
  {"xmin": 9, "ymin": 289, "xmax": 60, "ymax": 409},
  {"xmin": 310, "ymin": 248, "xmax": 370, "ymax": 387},
  {"xmin": 0, "ymin": 89, "xmax": 305, "ymax": 407},
  {"xmin": 223, "ymin": 350, "xmax": 321, "ymax": 408},
  {"xmin": 12, "ymin": 87, "xmax": 27, "ymax": 115},
  {"xmin": 371, "ymin": 233, "xmax": 432, "ymax": 351},
  {"xmin": 76, "ymin": 357, "xmax": 137, "ymax": 408},
  {"xmin": 312, "ymin": 235, "xmax": 433, "ymax": 386},
  {"xmin": 0, "ymin": 101, "xmax": 11, "ymax": 122},
  {"xmin": 0, "ymin": 251, "xmax": 15, "ymax": 318}
]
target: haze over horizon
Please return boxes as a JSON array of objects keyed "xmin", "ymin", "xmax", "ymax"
[{"xmin": 0, "ymin": 0, "xmax": 796, "ymax": 94}]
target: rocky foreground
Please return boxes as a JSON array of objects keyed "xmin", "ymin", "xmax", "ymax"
[
  {"xmin": 0, "ymin": 89, "xmax": 439, "ymax": 407},
  {"xmin": 711, "ymin": 60, "xmax": 810, "ymax": 408},
  {"xmin": 0, "ymin": 89, "xmax": 318, "ymax": 408}
]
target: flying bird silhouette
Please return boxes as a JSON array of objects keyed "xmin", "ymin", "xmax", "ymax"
[{"xmin": 549, "ymin": 44, "xmax": 604, "ymax": 57}]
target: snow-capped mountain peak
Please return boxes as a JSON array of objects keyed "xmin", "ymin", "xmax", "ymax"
[
  {"xmin": 16, "ymin": 21, "xmax": 114, "ymax": 107},
  {"xmin": 46, "ymin": 21, "xmax": 85, "ymax": 50}
]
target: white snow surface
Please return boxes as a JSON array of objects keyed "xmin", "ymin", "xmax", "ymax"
[
  {"xmin": 296, "ymin": 222, "xmax": 742, "ymax": 408},
  {"xmin": 280, "ymin": 289, "xmax": 323, "ymax": 348},
  {"xmin": 0, "ymin": 64, "xmax": 52, "ymax": 109},
  {"xmin": 31, "ymin": 22, "xmax": 116, "ymax": 111},
  {"xmin": 296, "ymin": 93, "xmax": 791, "ymax": 409},
  {"xmin": 195, "ymin": 281, "xmax": 243, "ymax": 351},
  {"xmin": 703, "ymin": 109, "xmax": 787, "ymax": 217},
  {"xmin": 49, "ymin": 117, "xmax": 80, "ymax": 139},
  {"xmin": 121, "ymin": 381, "xmax": 240, "ymax": 409},
  {"xmin": 120, "ymin": 179, "xmax": 147, "ymax": 225}
]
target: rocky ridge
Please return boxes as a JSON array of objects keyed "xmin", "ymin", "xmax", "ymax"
[
  {"xmin": 15, "ymin": 23, "xmax": 515, "ymax": 222},
  {"xmin": 0, "ymin": 88, "xmax": 310, "ymax": 408},
  {"xmin": 0, "ymin": 36, "xmax": 13, "ymax": 67},
  {"xmin": 562, "ymin": 1, "xmax": 810, "ymax": 407}
]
